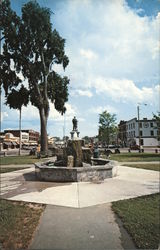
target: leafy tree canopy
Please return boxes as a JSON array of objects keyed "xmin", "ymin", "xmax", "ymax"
[
  {"xmin": 0, "ymin": 0, "xmax": 70, "ymax": 152},
  {"xmin": 99, "ymin": 110, "xmax": 117, "ymax": 145}
]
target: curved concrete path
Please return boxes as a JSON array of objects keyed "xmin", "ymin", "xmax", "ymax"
[
  {"xmin": 1, "ymin": 165, "xmax": 159, "ymax": 208},
  {"xmin": 1, "ymin": 165, "xmax": 159, "ymax": 250}
]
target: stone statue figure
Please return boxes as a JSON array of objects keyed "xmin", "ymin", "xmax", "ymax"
[{"xmin": 72, "ymin": 116, "xmax": 78, "ymax": 131}]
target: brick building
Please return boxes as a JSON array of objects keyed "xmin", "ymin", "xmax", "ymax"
[
  {"xmin": 4, "ymin": 129, "xmax": 40, "ymax": 142},
  {"xmin": 118, "ymin": 120, "xmax": 127, "ymax": 147}
]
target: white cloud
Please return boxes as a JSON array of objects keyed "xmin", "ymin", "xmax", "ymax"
[
  {"xmin": 93, "ymin": 77, "xmax": 158, "ymax": 104},
  {"xmin": 89, "ymin": 105, "xmax": 118, "ymax": 114},
  {"xmin": 57, "ymin": 0, "xmax": 159, "ymax": 90},
  {"xmin": 49, "ymin": 103, "xmax": 76, "ymax": 122},
  {"xmin": 19, "ymin": 102, "xmax": 77, "ymax": 123},
  {"xmin": 1, "ymin": 112, "xmax": 8, "ymax": 121},
  {"xmin": 70, "ymin": 89, "xmax": 93, "ymax": 97},
  {"xmin": 22, "ymin": 104, "xmax": 39, "ymax": 120},
  {"xmin": 80, "ymin": 49, "xmax": 97, "ymax": 60}
]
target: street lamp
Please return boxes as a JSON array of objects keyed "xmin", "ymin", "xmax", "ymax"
[{"xmin": 137, "ymin": 103, "xmax": 147, "ymax": 150}]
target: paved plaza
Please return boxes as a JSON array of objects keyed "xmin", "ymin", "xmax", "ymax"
[
  {"xmin": 1, "ymin": 165, "xmax": 159, "ymax": 208},
  {"xmin": 1, "ymin": 164, "xmax": 159, "ymax": 249}
]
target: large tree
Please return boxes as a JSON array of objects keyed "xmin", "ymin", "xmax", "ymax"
[
  {"xmin": 0, "ymin": 0, "xmax": 69, "ymax": 153},
  {"xmin": 98, "ymin": 110, "xmax": 117, "ymax": 146}
]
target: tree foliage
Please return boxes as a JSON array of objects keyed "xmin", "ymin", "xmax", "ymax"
[
  {"xmin": 6, "ymin": 85, "xmax": 29, "ymax": 111},
  {"xmin": 153, "ymin": 112, "xmax": 160, "ymax": 141},
  {"xmin": 99, "ymin": 110, "xmax": 117, "ymax": 145},
  {"xmin": 0, "ymin": 0, "xmax": 70, "ymax": 152}
]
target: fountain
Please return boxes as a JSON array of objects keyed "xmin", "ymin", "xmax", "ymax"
[{"xmin": 35, "ymin": 117, "xmax": 118, "ymax": 182}]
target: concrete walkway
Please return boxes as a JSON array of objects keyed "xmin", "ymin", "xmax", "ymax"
[
  {"xmin": 1, "ymin": 165, "xmax": 158, "ymax": 208},
  {"xmin": 30, "ymin": 203, "xmax": 136, "ymax": 250},
  {"xmin": 1, "ymin": 165, "xmax": 159, "ymax": 250}
]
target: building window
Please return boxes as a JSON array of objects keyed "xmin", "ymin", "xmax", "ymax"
[
  {"xmin": 140, "ymin": 123, "xmax": 142, "ymax": 128},
  {"xmin": 140, "ymin": 131, "xmax": 143, "ymax": 136},
  {"xmin": 150, "ymin": 130, "xmax": 154, "ymax": 136},
  {"xmin": 133, "ymin": 123, "xmax": 135, "ymax": 129},
  {"xmin": 150, "ymin": 122, "xmax": 153, "ymax": 127},
  {"xmin": 131, "ymin": 124, "xmax": 132, "ymax": 129},
  {"xmin": 134, "ymin": 131, "xmax": 135, "ymax": 137}
]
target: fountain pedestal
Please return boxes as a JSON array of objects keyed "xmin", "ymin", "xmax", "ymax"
[
  {"xmin": 65, "ymin": 140, "xmax": 83, "ymax": 167},
  {"xmin": 70, "ymin": 130, "xmax": 80, "ymax": 140}
]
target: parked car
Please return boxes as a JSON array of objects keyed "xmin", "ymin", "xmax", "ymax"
[{"xmin": 130, "ymin": 145, "xmax": 140, "ymax": 150}]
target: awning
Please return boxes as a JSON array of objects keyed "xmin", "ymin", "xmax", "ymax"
[
  {"xmin": 11, "ymin": 141, "xmax": 17, "ymax": 146},
  {"xmin": 3, "ymin": 142, "xmax": 12, "ymax": 146}
]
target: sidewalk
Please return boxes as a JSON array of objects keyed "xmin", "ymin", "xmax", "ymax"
[
  {"xmin": 30, "ymin": 203, "xmax": 136, "ymax": 250},
  {"xmin": 0, "ymin": 164, "xmax": 33, "ymax": 168},
  {"xmin": 5, "ymin": 166, "xmax": 159, "ymax": 207},
  {"xmin": 1, "ymin": 165, "xmax": 159, "ymax": 250}
]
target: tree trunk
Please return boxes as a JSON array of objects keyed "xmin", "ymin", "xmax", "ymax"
[{"xmin": 39, "ymin": 107, "xmax": 48, "ymax": 154}]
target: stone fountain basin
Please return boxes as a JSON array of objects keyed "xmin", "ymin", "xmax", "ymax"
[{"xmin": 35, "ymin": 159, "xmax": 118, "ymax": 182}]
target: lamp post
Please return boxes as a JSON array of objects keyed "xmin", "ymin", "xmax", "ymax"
[
  {"xmin": 137, "ymin": 103, "xmax": 147, "ymax": 151},
  {"xmin": 19, "ymin": 108, "xmax": 22, "ymax": 156},
  {"xmin": 137, "ymin": 105, "xmax": 140, "ymax": 148}
]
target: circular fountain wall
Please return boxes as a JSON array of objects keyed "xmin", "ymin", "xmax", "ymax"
[{"xmin": 35, "ymin": 158, "xmax": 118, "ymax": 182}]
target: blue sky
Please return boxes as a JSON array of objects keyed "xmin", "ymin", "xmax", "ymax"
[{"xmin": 1, "ymin": 0, "xmax": 160, "ymax": 138}]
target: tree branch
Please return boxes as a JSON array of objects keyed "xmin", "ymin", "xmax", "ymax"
[
  {"xmin": 41, "ymin": 51, "xmax": 49, "ymax": 117},
  {"xmin": 0, "ymin": 35, "xmax": 5, "ymax": 42},
  {"xmin": 41, "ymin": 51, "xmax": 48, "ymax": 100}
]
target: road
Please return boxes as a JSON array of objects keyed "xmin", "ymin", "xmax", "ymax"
[
  {"xmin": 100, "ymin": 147, "xmax": 159, "ymax": 153},
  {"xmin": 0, "ymin": 147, "xmax": 159, "ymax": 157}
]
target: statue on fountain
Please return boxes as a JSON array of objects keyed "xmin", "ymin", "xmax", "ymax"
[
  {"xmin": 72, "ymin": 116, "xmax": 78, "ymax": 131},
  {"xmin": 70, "ymin": 116, "xmax": 80, "ymax": 139}
]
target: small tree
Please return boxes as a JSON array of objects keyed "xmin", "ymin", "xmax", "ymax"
[
  {"xmin": 6, "ymin": 85, "xmax": 29, "ymax": 155},
  {"xmin": 153, "ymin": 112, "xmax": 160, "ymax": 142},
  {"xmin": 82, "ymin": 136, "xmax": 90, "ymax": 144},
  {"xmin": 98, "ymin": 110, "xmax": 117, "ymax": 146},
  {"xmin": 0, "ymin": 0, "xmax": 69, "ymax": 153}
]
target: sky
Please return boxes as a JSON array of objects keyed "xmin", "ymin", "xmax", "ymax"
[{"xmin": 1, "ymin": 0, "xmax": 160, "ymax": 138}]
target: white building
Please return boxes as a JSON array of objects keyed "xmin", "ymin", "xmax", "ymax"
[
  {"xmin": 126, "ymin": 117, "xmax": 159, "ymax": 147},
  {"xmin": 21, "ymin": 132, "xmax": 29, "ymax": 143}
]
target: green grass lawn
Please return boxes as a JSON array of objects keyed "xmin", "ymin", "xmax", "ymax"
[
  {"xmin": 0, "ymin": 155, "xmax": 47, "ymax": 165},
  {"xmin": 110, "ymin": 153, "xmax": 160, "ymax": 162},
  {"xmin": 0, "ymin": 167, "xmax": 31, "ymax": 173},
  {"xmin": 112, "ymin": 194, "xmax": 160, "ymax": 249},
  {"xmin": 0, "ymin": 199, "xmax": 45, "ymax": 249},
  {"xmin": 122, "ymin": 163, "xmax": 159, "ymax": 171},
  {"xmin": 1, "ymin": 153, "xmax": 159, "ymax": 166}
]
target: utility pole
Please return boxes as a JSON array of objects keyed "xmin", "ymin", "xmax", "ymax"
[
  {"xmin": 137, "ymin": 105, "xmax": 141, "ymax": 148},
  {"xmin": 63, "ymin": 113, "xmax": 66, "ymax": 146}
]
